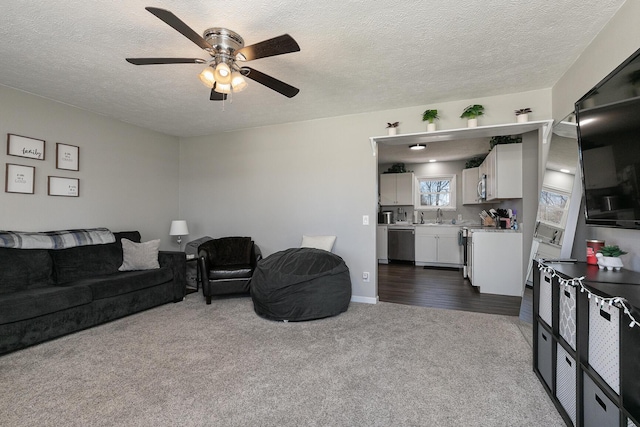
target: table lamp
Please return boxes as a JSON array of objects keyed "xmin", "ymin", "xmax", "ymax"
[{"xmin": 169, "ymin": 220, "xmax": 189, "ymax": 251}]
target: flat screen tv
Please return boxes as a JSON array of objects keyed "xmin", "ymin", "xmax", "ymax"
[{"xmin": 576, "ymin": 46, "xmax": 640, "ymax": 229}]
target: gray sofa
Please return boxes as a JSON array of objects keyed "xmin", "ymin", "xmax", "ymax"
[{"xmin": 0, "ymin": 231, "xmax": 186, "ymax": 355}]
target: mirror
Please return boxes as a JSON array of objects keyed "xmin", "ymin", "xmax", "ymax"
[{"xmin": 521, "ymin": 113, "xmax": 581, "ymax": 322}]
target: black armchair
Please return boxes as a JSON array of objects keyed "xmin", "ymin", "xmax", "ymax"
[{"xmin": 197, "ymin": 237, "xmax": 262, "ymax": 304}]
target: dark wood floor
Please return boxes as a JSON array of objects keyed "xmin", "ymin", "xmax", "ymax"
[{"xmin": 378, "ymin": 263, "xmax": 527, "ymax": 317}]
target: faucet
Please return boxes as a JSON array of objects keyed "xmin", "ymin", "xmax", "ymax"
[{"xmin": 436, "ymin": 208, "xmax": 443, "ymax": 224}]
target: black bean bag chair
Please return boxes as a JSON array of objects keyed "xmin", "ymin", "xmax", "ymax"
[{"xmin": 250, "ymin": 247, "xmax": 351, "ymax": 321}]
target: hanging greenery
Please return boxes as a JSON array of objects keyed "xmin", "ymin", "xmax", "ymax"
[{"xmin": 489, "ymin": 135, "xmax": 522, "ymax": 149}]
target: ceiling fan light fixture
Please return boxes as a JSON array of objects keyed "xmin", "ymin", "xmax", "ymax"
[
  {"xmin": 198, "ymin": 67, "xmax": 216, "ymax": 88},
  {"xmin": 214, "ymin": 62, "xmax": 232, "ymax": 84},
  {"xmin": 410, "ymin": 144, "xmax": 426, "ymax": 150},
  {"xmin": 231, "ymin": 71, "xmax": 247, "ymax": 92}
]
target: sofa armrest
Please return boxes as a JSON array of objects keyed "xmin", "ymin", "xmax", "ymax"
[
  {"xmin": 198, "ymin": 249, "xmax": 210, "ymax": 284},
  {"xmin": 159, "ymin": 251, "xmax": 186, "ymax": 302}
]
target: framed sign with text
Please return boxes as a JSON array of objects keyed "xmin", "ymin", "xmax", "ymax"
[
  {"xmin": 7, "ymin": 134, "xmax": 45, "ymax": 160},
  {"xmin": 56, "ymin": 143, "xmax": 79, "ymax": 171},
  {"xmin": 48, "ymin": 176, "xmax": 79, "ymax": 197},
  {"xmin": 5, "ymin": 163, "xmax": 35, "ymax": 194}
]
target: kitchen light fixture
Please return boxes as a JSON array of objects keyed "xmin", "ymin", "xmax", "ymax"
[
  {"xmin": 560, "ymin": 168, "xmax": 571, "ymax": 174},
  {"xmin": 429, "ymin": 159, "xmax": 437, "ymax": 163},
  {"xmin": 169, "ymin": 220, "xmax": 189, "ymax": 251},
  {"xmin": 410, "ymin": 144, "xmax": 426, "ymax": 150}
]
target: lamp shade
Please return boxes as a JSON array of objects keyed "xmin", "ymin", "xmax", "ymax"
[
  {"xmin": 214, "ymin": 62, "xmax": 232, "ymax": 85},
  {"xmin": 198, "ymin": 67, "xmax": 215, "ymax": 88},
  {"xmin": 169, "ymin": 220, "xmax": 189, "ymax": 236},
  {"xmin": 231, "ymin": 71, "xmax": 248, "ymax": 92}
]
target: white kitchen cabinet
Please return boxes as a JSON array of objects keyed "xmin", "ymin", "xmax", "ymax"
[
  {"xmin": 415, "ymin": 226, "xmax": 462, "ymax": 266},
  {"xmin": 377, "ymin": 225, "xmax": 388, "ymax": 263},
  {"xmin": 380, "ymin": 173, "xmax": 415, "ymax": 205},
  {"xmin": 462, "ymin": 167, "xmax": 483, "ymax": 205},
  {"xmin": 483, "ymin": 143, "xmax": 522, "ymax": 201},
  {"xmin": 470, "ymin": 230, "xmax": 522, "ymax": 296}
]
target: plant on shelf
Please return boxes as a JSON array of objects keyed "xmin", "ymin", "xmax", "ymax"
[
  {"xmin": 596, "ymin": 245, "xmax": 627, "ymax": 271},
  {"xmin": 464, "ymin": 156, "xmax": 485, "ymax": 169},
  {"xmin": 384, "ymin": 163, "xmax": 412, "ymax": 174},
  {"xmin": 422, "ymin": 109, "xmax": 439, "ymax": 123},
  {"xmin": 386, "ymin": 121, "xmax": 399, "ymax": 136},
  {"xmin": 515, "ymin": 108, "xmax": 532, "ymax": 116},
  {"xmin": 489, "ymin": 135, "xmax": 522, "ymax": 149},
  {"xmin": 460, "ymin": 104, "xmax": 484, "ymax": 119},
  {"xmin": 598, "ymin": 245, "xmax": 628, "ymax": 257}
]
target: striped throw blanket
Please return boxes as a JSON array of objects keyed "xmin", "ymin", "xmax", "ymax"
[{"xmin": 0, "ymin": 228, "xmax": 115, "ymax": 249}]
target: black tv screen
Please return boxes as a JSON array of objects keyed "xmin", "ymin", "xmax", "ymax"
[{"xmin": 576, "ymin": 46, "xmax": 640, "ymax": 229}]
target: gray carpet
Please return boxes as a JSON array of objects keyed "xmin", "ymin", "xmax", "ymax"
[{"xmin": 0, "ymin": 295, "xmax": 564, "ymax": 426}]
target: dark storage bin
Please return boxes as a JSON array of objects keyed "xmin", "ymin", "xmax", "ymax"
[
  {"xmin": 583, "ymin": 373, "xmax": 619, "ymax": 427},
  {"xmin": 537, "ymin": 322, "xmax": 553, "ymax": 390}
]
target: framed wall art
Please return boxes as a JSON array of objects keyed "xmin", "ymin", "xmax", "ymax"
[
  {"xmin": 56, "ymin": 143, "xmax": 79, "ymax": 171},
  {"xmin": 48, "ymin": 176, "xmax": 79, "ymax": 197},
  {"xmin": 7, "ymin": 134, "xmax": 45, "ymax": 160},
  {"xmin": 5, "ymin": 163, "xmax": 35, "ymax": 194}
]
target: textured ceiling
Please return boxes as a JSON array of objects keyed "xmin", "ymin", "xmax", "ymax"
[{"xmin": 0, "ymin": 0, "xmax": 626, "ymax": 138}]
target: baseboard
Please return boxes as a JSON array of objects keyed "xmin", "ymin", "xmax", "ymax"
[{"xmin": 351, "ymin": 295, "xmax": 378, "ymax": 304}]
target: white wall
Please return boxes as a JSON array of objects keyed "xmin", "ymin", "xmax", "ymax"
[
  {"xmin": 0, "ymin": 85, "xmax": 181, "ymax": 249},
  {"xmin": 552, "ymin": 0, "xmax": 640, "ymax": 272},
  {"xmin": 179, "ymin": 89, "xmax": 552, "ymax": 301}
]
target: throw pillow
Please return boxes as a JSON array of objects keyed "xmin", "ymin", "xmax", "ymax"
[
  {"xmin": 301, "ymin": 235, "xmax": 336, "ymax": 252},
  {"xmin": 118, "ymin": 238, "xmax": 160, "ymax": 271}
]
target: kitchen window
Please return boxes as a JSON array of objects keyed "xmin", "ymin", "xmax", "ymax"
[
  {"xmin": 537, "ymin": 187, "xmax": 570, "ymax": 228},
  {"xmin": 416, "ymin": 175, "xmax": 456, "ymax": 210}
]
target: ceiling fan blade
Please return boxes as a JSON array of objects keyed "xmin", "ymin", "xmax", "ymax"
[
  {"xmin": 210, "ymin": 86, "xmax": 228, "ymax": 101},
  {"xmin": 145, "ymin": 7, "xmax": 212, "ymax": 50},
  {"xmin": 236, "ymin": 34, "xmax": 300, "ymax": 61},
  {"xmin": 242, "ymin": 67, "xmax": 299, "ymax": 98},
  {"xmin": 126, "ymin": 58, "xmax": 206, "ymax": 65}
]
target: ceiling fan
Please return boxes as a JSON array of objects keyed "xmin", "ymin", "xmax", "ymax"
[{"xmin": 126, "ymin": 7, "xmax": 300, "ymax": 101}]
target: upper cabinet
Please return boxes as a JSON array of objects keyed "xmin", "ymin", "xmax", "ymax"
[
  {"xmin": 484, "ymin": 143, "xmax": 523, "ymax": 201},
  {"xmin": 462, "ymin": 167, "xmax": 483, "ymax": 205},
  {"xmin": 380, "ymin": 173, "xmax": 415, "ymax": 205}
]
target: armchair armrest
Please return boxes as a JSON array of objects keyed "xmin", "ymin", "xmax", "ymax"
[
  {"xmin": 159, "ymin": 251, "xmax": 187, "ymax": 302},
  {"xmin": 252, "ymin": 243, "xmax": 262, "ymax": 268},
  {"xmin": 198, "ymin": 248, "xmax": 211, "ymax": 284}
]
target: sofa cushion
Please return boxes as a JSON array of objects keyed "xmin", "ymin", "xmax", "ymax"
[
  {"xmin": 0, "ymin": 285, "xmax": 92, "ymax": 324},
  {"xmin": 78, "ymin": 268, "xmax": 173, "ymax": 300},
  {"xmin": 50, "ymin": 242, "xmax": 123, "ymax": 284},
  {"xmin": 0, "ymin": 248, "xmax": 54, "ymax": 294},
  {"xmin": 49, "ymin": 231, "xmax": 143, "ymax": 284},
  {"xmin": 118, "ymin": 239, "xmax": 160, "ymax": 271}
]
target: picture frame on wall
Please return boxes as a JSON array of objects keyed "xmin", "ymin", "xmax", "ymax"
[
  {"xmin": 7, "ymin": 133, "xmax": 45, "ymax": 160},
  {"xmin": 56, "ymin": 143, "xmax": 79, "ymax": 171},
  {"xmin": 48, "ymin": 176, "xmax": 79, "ymax": 197},
  {"xmin": 5, "ymin": 163, "xmax": 35, "ymax": 194}
]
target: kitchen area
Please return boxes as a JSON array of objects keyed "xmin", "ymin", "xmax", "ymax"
[{"xmin": 373, "ymin": 122, "xmax": 553, "ymax": 301}]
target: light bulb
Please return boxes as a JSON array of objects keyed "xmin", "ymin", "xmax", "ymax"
[
  {"xmin": 214, "ymin": 63, "xmax": 232, "ymax": 85},
  {"xmin": 198, "ymin": 67, "xmax": 215, "ymax": 88},
  {"xmin": 231, "ymin": 71, "xmax": 247, "ymax": 92}
]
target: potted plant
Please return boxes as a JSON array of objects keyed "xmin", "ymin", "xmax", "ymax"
[
  {"xmin": 515, "ymin": 108, "xmax": 532, "ymax": 123},
  {"xmin": 460, "ymin": 104, "xmax": 484, "ymax": 127},
  {"xmin": 422, "ymin": 109, "xmax": 439, "ymax": 132},
  {"xmin": 596, "ymin": 245, "xmax": 628, "ymax": 271},
  {"xmin": 386, "ymin": 122, "xmax": 399, "ymax": 136}
]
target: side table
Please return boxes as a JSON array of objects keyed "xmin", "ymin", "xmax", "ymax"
[{"xmin": 185, "ymin": 255, "xmax": 199, "ymax": 295}]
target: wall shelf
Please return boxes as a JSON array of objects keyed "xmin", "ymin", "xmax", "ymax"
[{"xmin": 369, "ymin": 120, "xmax": 554, "ymax": 156}]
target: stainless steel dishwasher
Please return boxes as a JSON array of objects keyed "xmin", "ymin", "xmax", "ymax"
[{"xmin": 388, "ymin": 227, "xmax": 415, "ymax": 262}]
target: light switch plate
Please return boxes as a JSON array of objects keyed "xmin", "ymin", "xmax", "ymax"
[{"xmin": 362, "ymin": 215, "xmax": 369, "ymax": 225}]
